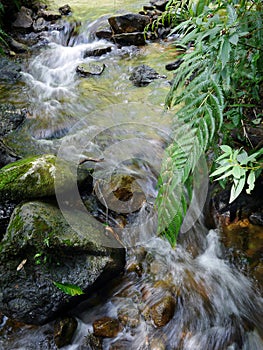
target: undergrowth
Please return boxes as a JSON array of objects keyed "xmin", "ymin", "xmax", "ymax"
[{"xmin": 155, "ymin": 0, "xmax": 263, "ymax": 246}]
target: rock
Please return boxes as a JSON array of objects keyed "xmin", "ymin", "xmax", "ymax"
[
  {"xmin": 84, "ymin": 46, "xmax": 112, "ymax": 58},
  {"xmin": 94, "ymin": 174, "xmax": 146, "ymax": 214},
  {"xmin": 76, "ymin": 63, "xmax": 106, "ymax": 77},
  {"xmin": 96, "ymin": 29, "xmax": 113, "ymax": 40},
  {"xmin": 59, "ymin": 5, "xmax": 72, "ymax": 16},
  {"xmin": 112, "ymin": 32, "xmax": 146, "ymax": 46},
  {"xmin": 117, "ymin": 300, "xmax": 140, "ymax": 328},
  {"xmin": 0, "ymin": 154, "xmax": 75, "ymax": 201},
  {"xmin": 108, "ymin": 14, "xmax": 150, "ymax": 34},
  {"xmin": 0, "ymin": 201, "xmax": 16, "ymax": 239},
  {"xmin": 0, "ymin": 140, "xmax": 19, "ymax": 169},
  {"xmin": 249, "ymin": 212, "xmax": 263, "ymax": 226},
  {"xmin": 149, "ymin": 295, "xmax": 176, "ymax": 327},
  {"xmin": 12, "ymin": 6, "xmax": 33, "ymax": 32},
  {"xmin": 0, "ymin": 57, "xmax": 21, "ymax": 83},
  {"xmin": 38, "ymin": 10, "xmax": 62, "ymax": 21},
  {"xmin": 165, "ymin": 58, "xmax": 184, "ymax": 71},
  {"xmin": 93, "ymin": 317, "xmax": 122, "ymax": 338},
  {"xmin": 151, "ymin": 0, "xmax": 169, "ymax": 11},
  {"xmin": 33, "ymin": 17, "xmax": 47, "ymax": 32},
  {"xmin": 54, "ymin": 317, "xmax": 78, "ymax": 348},
  {"xmin": 0, "ymin": 104, "xmax": 26, "ymax": 138},
  {"xmin": 8, "ymin": 38, "xmax": 28, "ymax": 53},
  {"xmin": 129, "ymin": 64, "xmax": 166, "ymax": 86},
  {"xmin": 0, "ymin": 200, "xmax": 125, "ymax": 324},
  {"xmin": 86, "ymin": 332, "xmax": 103, "ymax": 349}
]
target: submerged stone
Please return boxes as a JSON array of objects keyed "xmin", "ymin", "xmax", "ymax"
[
  {"xmin": 93, "ymin": 317, "xmax": 122, "ymax": 338},
  {"xmin": 54, "ymin": 317, "xmax": 78, "ymax": 348},
  {"xmin": 129, "ymin": 64, "xmax": 166, "ymax": 86}
]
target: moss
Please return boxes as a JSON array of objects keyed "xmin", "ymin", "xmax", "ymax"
[{"xmin": 0, "ymin": 154, "xmax": 73, "ymax": 201}]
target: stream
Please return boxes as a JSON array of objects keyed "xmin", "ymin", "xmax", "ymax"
[{"xmin": 0, "ymin": 0, "xmax": 263, "ymax": 349}]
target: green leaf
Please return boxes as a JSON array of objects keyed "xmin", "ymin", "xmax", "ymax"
[
  {"xmin": 220, "ymin": 38, "xmax": 231, "ymax": 69},
  {"xmin": 232, "ymin": 165, "xmax": 241, "ymax": 179},
  {"xmin": 214, "ymin": 169, "xmax": 234, "ymax": 181},
  {"xmin": 227, "ymin": 5, "xmax": 237, "ymax": 25},
  {"xmin": 229, "ymin": 176, "xmax": 246, "ymax": 203},
  {"xmin": 229, "ymin": 33, "xmax": 239, "ymax": 45},
  {"xmin": 246, "ymin": 171, "xmax": 256, "ymax": 194},
  {"xmin": 210, "ymin": 164, "xmax": 232, "ymax": 177},
  {"xmin": 220, "ymin": 145, "xmax": 232, "ymax": 154},
  {"xmin": 53, "ymin": 281, "xmax": 85, "ymax": 296}
]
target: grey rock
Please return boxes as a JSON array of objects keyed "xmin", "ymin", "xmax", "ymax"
[
  {"xmin": 129, "ymin": 64, "xmax": 166, "ymax": 86},
  {"xmin": 33, "ymin": 17, "xmax": 47, "ymax": 32},
  {"xmin": 12, "ymin": 6, "xmax": 33, "ymax": 32},
  {"xmin": 0, "ymin": 104, "xmax": 26, "ymax": 137},
  {"xmin": 0, "ymin": 57, "xmax": 21, "ymax": 83},
  {"xmin": 76, "ymin": 63, "xmax": 106, "ymax": 77},
  {"xmin": 8, "ymin": 37, "xmax": 28, "ymax": 53},
  {"xmin": 84, "ymin": 46, "xmax": 112, "ymax": 58}
]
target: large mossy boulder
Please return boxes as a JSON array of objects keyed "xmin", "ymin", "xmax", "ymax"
[
  {"xmin": 0, "ymin": 154, "xmax": 75, "ymax": 201},
  {"xmin": 0, "ymin": 201, "xmax": 125, "ymax": 325}
]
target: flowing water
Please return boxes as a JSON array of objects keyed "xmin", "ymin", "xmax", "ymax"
[{"xmin": 0, "ymin": 1, "xmax": 262, "ymax": 349}]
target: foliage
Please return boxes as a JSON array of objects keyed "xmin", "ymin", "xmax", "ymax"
[
  {"xmin": 53, "ymin": 281, "xmax": 85, "ymax": 296},
  {"xmin": 156, "ymin": 0, "xmax": 263, "ymax": 246},
  {"xmin": 210, "ymin": 145, "xmax": 263, "ymax": 203}
]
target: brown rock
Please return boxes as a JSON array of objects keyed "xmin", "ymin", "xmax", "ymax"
[
  {"xmin": 38, "ymin": 10, "xmax": 62, "ymax": 21},
  {"xmin": 93, "ymin": 317, "xmax": 122, "ymax": 338},
  {"xmin": 112, "ymin": 32, "xmax": 146, "ymax": 46},
  {"xmin": 108, "ymin": 14, "xmax": 150, "ymax": 34},
  {"xmin": 150, "ymin": 295, "xmax": 176, "ymax": 327},
  {"xmin": 54, "ymin": 317, "xmax": 78, "ymax": 348}
]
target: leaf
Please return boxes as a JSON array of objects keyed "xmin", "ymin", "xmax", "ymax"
[
  {"xmin": 227, "ymin": 5, "xmax": 237, "ymax": 25},
  {"xmin": 53, "ymin": 281, "xmax": 84, "ymax": 296},
  {"xmin": 232, "ymin": 165, "xmax": 241, "ymax": 179},
  {"xmin": 229, "ymin": 176, "xmax": 246, "ymax": 203},
  {"xmin": 220, "ymin": 145, "xmax": 232, "ymax": 154},
  {"xmin": 229, "ymin": 33, "xmax": 239, "ymax": 45},
  {"xmin": 210, "ymin": 164, "xmax": 232, "ymax": 177},
  {"xmin": 214, "ymin": 169, "xmax": 234, "ymax": 181},
  {"xmin": 246, "ymin": 171, "xmax": 255, "ymax": 194},
  {"xmin": 220, "ymin": 38, "xmax": 231, "ymax": 69}
]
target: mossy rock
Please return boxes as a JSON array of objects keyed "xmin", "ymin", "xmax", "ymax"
[
  {"xmin": 0, "ymin": 154, "xmax": 75, "ymax": 201},
  {"xmin": 0, "ymin": 201, "xmax": 125, "ymax": 325}
]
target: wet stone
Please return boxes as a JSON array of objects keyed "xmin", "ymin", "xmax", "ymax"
[
  {"xmin": 112, "ymin": 32, "xmax": 146, "ymax": 46},
  {"xmin": 54, "ymin": 317, "xmax": 78, "ymax": 348},
  {"xmin": 76, "ymin": 63, "xmax": 106, "ymax": 77},
  {"xmin": 59, "ymin": 5, "xmax": 72, "ymax": 16},
  {"xmin": 84, "ymin": 46, "xmax": 112, "ymax": 58},
  {"xmin": 33, "ymin": 17, "xmax": 47, "ymax": 32},
  {"xmin": 108, "ymin": 14, "xmax": 150, "ymax": 34},
  {"xmin": 38, "ymin": 10, "xmax": 62, "ymax": 21},
  {"xmin": 149, "ymin": 295, "xmax": 176, "ymax": 327},
  {"xmin": 129, "ymin": 64, "xmax": 166, "ymax": 86},
  {"xmin": 93, "ymin": 317, "xmax": 122, "ymax": 338},
  {"xmin": 117, "ymin": 300, "xmax": 140, "ymax": 328}
]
